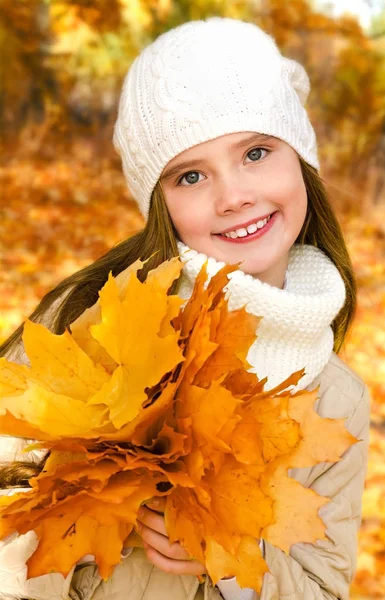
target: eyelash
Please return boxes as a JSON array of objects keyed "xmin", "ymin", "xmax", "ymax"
[{"xmin": 176, "ymin": 146, "xmax": 270, "ymax": 187}]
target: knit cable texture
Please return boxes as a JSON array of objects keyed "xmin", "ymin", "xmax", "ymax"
[{"xmin": 113, "ymin": 17, "xmax": 319, "ymax": 218}]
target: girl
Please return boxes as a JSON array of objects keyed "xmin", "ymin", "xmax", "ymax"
[{"xmin": 0, "ymin": 17, "xmax": 370, "ymax": 600}]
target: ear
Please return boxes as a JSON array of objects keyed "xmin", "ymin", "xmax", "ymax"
[{"xmin": 282, "ymin": 57, "xmax": 311, "ymax": 106}]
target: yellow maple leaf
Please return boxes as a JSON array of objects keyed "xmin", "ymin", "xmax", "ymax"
[
  {"xmin": 0, "ymin": 258, "xmax": 358, "ymax": 592},
  {"xmin": 205, "ymin": 536, "xmax": 268, "ymax": 591},
  {"xmin": 89, "ymin": 271, "xmax": 184, "ymax": 428}
]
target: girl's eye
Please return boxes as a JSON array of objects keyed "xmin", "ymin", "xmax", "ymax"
[
  {"xmin": 177, "ymin": 171, "xmax": 204, "ymax": 186},
  {"xmin": 176, "ymin": 148, "xmax": 268, "ymax": 186},
  {"xmin": 246, "ymin": 147, "xmax": 268, "ymax": 162}
]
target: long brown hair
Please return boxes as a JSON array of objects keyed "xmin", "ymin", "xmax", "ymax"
[
  {"xmin": 297, "ymin": 159, "xmax": 356, "ymax": 352},
  {"xmin": 0, "ymin": 159, "xmax": 356, "ymax": 487},
  {"xmin": 0, "ymin": 183, "xmax": 179, "ymax": 359}
]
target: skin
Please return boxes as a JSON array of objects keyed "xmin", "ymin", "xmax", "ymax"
[
  {"xmin": 133, "ymin": 132, "xmax": 308, "ymax": 576},
  {"xmin": 135, "ymin": 497, "xmax": 207, "ymax": 577},
  {"xmin": 160, "ymin": 131, "xmax": 308, "ymax": 289}
]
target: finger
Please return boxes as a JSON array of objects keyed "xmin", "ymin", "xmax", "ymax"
[
  {"xmin": 137, "ymin": 506, "xmax": 167, "ymax": 536},
  {"xmin": 144, "ymin": 545, "xmax": 207, "ymax": 577},
  {"xmin": 138, "ymin": 522, "xmax": 190, "ymax": 560}
]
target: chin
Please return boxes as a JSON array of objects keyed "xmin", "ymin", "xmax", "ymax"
[
  {"xmin": 237, "ymin": 259, "xmax": 282, "ymax": 284},
  {"xmin": 238, "ymin": 263, "xmax": 266, "ymax": 277}
]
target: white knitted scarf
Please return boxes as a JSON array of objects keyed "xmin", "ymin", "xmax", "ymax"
[{"xmin": 177, "ymin": 241, "xmax": 346, "ymax": 392}]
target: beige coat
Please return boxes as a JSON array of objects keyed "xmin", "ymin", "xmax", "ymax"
[{"xmin": 0, "ymin": 351, "xmax": 370, "ymax": 600}]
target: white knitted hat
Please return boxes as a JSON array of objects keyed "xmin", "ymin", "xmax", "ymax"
[{"xmin": 113, "ymin": 17, "xmax": 319, "ymax": 219}]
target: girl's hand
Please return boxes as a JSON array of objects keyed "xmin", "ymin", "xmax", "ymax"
[{"xmin": 136, "ymin": 497, "xmax": 207, "ymax": 577}]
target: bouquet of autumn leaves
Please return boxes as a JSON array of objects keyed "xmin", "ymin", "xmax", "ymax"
[{"xmin": 0, "ymin": 258, "xmax": 357, "ymax": 593}]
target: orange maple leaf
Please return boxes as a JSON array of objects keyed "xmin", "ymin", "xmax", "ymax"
[{"xmin": 0, "ymin": 258, "xmax": 358, "ymax": 592}]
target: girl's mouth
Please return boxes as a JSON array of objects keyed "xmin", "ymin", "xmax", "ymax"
[{"xmin": 215, "ymin": 212, "xmax": 277, "ymax": 243}]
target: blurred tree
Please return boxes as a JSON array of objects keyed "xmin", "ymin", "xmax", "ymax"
[
  {"xmin": 370, "ymin": 1, "xmax": 385, "ymax": 39},
  {"xmin": 0, "ymin": 0, "xmax": 257, "ymax": 143},
  {"xmin": 252, "ymin": 0, "xmax": 385, "ymax": 205},
  {"xmin": 366, "ymin": 7, "xmax": 385, "ymax": 204},
  {"xmin": 0, "ymin": 0, "xmax": 57, "ymax": 140},
  {"xmin": 1, "ymin": 0, "xmax": 384, "ymax": 206}
]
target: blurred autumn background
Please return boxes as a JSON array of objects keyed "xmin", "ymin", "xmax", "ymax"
[{"xmin": 0, "ymin": 0, "xmax": 384, "ymax": 596}]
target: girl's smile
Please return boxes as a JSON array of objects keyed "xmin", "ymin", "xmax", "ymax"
[
  {"xmin": 214, "ymin": 211, "xmax": 276, "ymax": 242},
  {"xmin": 160, "ymin": 131, "xmax": 308, "ymax": 288}
]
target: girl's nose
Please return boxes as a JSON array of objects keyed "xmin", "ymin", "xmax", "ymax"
[{"xmin": 214, "ymin": 174, "xmax": 256, "ymax": 215}]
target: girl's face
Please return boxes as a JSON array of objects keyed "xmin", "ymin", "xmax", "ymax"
[{"xmin": 160, "ymin": 131, "xmax": 308, "ymax": 288}]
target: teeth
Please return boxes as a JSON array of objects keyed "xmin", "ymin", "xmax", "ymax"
[
  {"xmin": 246, "ymin": 223, "xmax": 258, "ymax": 234},
  {"xmin": 221, "ymin": 214, "xmax": 271, "ymax": 239},
  {"xmin": 236, "ymin": 228, "xmax": 248, "ymax": 237}
]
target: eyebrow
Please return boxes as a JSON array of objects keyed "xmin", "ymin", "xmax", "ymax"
[{"xmin": 160, "ymin": 133, "xmax": 275, "ymax": 181}]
